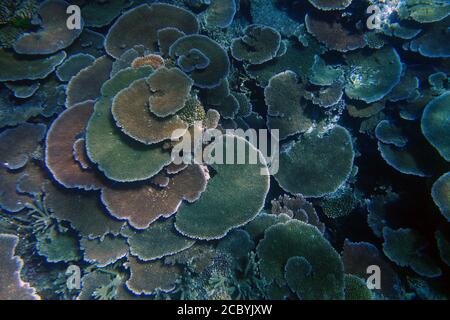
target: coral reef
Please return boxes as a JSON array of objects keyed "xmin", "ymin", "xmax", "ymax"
[{"xmin": 0, "ymin": 0, "xmax": 449, "ymax": 301}]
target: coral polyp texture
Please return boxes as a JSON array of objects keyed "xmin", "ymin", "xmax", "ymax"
[{"xmin": 0, "ymin": 0, "xmax": 449, "ymax": 301}]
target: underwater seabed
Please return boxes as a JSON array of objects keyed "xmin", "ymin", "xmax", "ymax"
[{"xmin": 0, "ymin": 0, "xmax": 449, "ymax": 300}]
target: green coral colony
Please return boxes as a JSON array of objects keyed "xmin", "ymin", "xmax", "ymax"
[{"xmin": 0, "ymin": 0, "xmax": 449, "ymax": 301}]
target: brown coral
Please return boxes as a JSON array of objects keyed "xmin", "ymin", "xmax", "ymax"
[
  {"xmin": 45, "ymin": 100, "xmax": 105, "ymax": 190},
  {"xmin": 111, "ymin": 78, "xmax": 188, "ymax": 144},
  {"xmin": 305, "ymin": 13, "xmax": 366, "ymax": 52},
  {"xmin": 131, "ymin": 54, "xmax": 165, "ymax": 69}
]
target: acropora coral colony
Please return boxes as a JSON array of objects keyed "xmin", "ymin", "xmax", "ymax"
[{"xmin": 0, "ymin": 0, "xmax": 449, "ymax": 300}]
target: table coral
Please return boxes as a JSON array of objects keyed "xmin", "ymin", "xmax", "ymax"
[
  {"xmin": 0, "ymin": 123, "xmax": 46, "ymax": 170},
  {"xmin": 56, "ymin": 53, "xmax": 96, "ymax": 82},
  {"xmin": 305, "ymin": 13, "xmax": 366, "ymax": 53},
  {"xmin": 0, "ymin": 234, "xmax": 39, "ymax": 300},
  {"xmin": 45, "ymin": 100, "xmax": 105, "ymax": 190},
  {"xmin": 13, "ymin": 0, "xmax": 83, "ymax": 55},
  {"xmin": 105, "ymin": 3, "xmax": 199, "ymax": 59},
  {"xmin": 383, "ymin": 227, "xmax": 442, "ymax": 278},
  {"xmin": 275, "ymin": 126, "xmax": 355, "ymax": 197},
  {"xmin": 204, "ymin": 0, "xmax": 237, "ymax": 28},
  {"xmin": 0, "ymin": 49, "xmax": 66, "ymax": 81},
  {"xmin": 147, "ymin": 67, "xmax": 194, "ymax": 117},
  {"xmin": 175, "ymin": 135, "xmax": 270, "ymax": 240},
  {"xmin": 231, "ymin": 25, "xmax": 281, "ymax": 65},
  {"xmin": 421, "ymin": 92, "xmax": 450, "ymax": 161},
  {"xmin": 127, "ymin": 217, "xmax": 195, "ymax": 262},
  {"xmin": 111, "ymin": 78, "xmax": 188, "ymax": 144},
  {"xmin": 308, "ymin": 0, "xmax": 353, "ymax": 11},
  {"xmin": 431, "ymin": 172, "xmax": 450, "ymax": 221},
  {"xmin": 344, "ymin": 47, "xmax": 402, "ymax": 103},
  {"xmin": 257, "ymin": 220, "xmax": 345, "ymax": 299},
  {"xmin": 170, "ymin": 35, "xmax": 230, "ymax": 88}
]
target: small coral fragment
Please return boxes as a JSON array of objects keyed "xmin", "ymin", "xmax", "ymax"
[
  {"xmin": 80, "ymin": 235, "xmax": 128, "ymax": 267},
  {"xmin": 56, "ymin": 53, "xmax": 95, "ymax": 82},
  {"xmin": 36, "ymin": 227, "xmax": 81, "ymax": 263}
]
